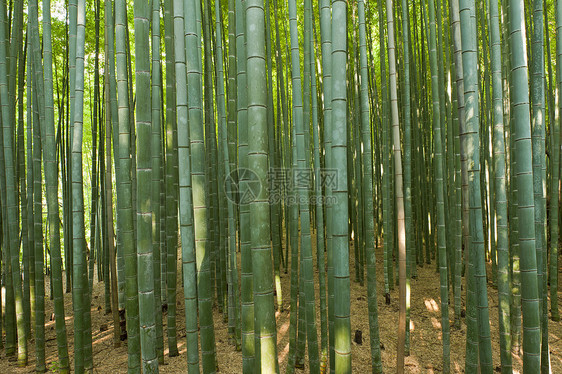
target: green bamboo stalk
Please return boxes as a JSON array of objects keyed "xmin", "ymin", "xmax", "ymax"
[
  {"xmin": 400, "ymin": 0, "xmax": 413, "ymax": 356},
  {"xmin": 163, "ymin": 0, "xmax": 180, "ymax": 357},
  {"xmin": 115, "ymin": 0, "xmax": 141, "ymax": 369},
  {"xmin": 318, "ymin": 0, "xmax": 333, "ymax": 369},
  {"xmin": 0, "ymin": 2, "xmax": 26, "ymax": 365},
  {"xmin": 449, "ymin": 1, "xmax": 474, "ymax": 358},
  {"xmin": 108, "ymin": 0, "xmax": 126, "ymax": 319},
  {"xmin": 15, "ymin": 3, "xmax": 30, "ymax": 342},
  {"xmin": 236, "ymin": 0, "xmax": 255, "ymax": 369},
  {"xmin": 385, "ymin": 0, "xmax": 407, "ymax": 370},
  {"xmin": 509, "ymin": 84, "xmax": 522, "ymax": 357},
  {"xmin": 285, "ymin": 20, "xmax": 302, "ymax": 374},
  {"xmin": 331, "ymin": 0, "xmax": 351, "ymax": 371},
  {"xmin": 274, "ymin": 0, "xmax": 291, "ymax": 277},
  {"xmin": 184, "ymin": 0, "xmax": 217, "ymax": 369},
  {"xmin": 265, "ymin": 0, "xmax": 283, "ymax": 316},
  {"xmin": 173, "ymin": 0, "xmax": 200, "ymax": 369},
  {"xmin": 102, "ymin": 126, "xmax": 111, "ymax": 315},
  {"xmin": 28, "ymin": 32, "xmax": 45, "ymax": 371},
  {"xmin": 286, "ymin": 119, "xmax": 300, "ymax": 373},
  {"xmin": 459, "ymin": 0, "xmax": 493, "ymax": 371},
  {"xmin": 0, "ymin": 141, "xmax": 10, "ymax": 357},
  {"xmin": 134, "ymin": 0, "xmax": 159, "ymax": 369},
  {"xmin": 546, "ymin": 0, "xmax": 555, "ymax": 153},
  {"xmin": 295, "ymin": 259, "xmax": 306, "ymax": 370},
  {"xmin": 126, "ymin": 21, "xmax": 138, "ymax": 253},
  {"xmin": 70, "ymin": 0, "xmax": 93, "ymax": 369},
  {"xmin": 287, "ymin": 0, "xmax": 319, "ymax": 370},
  {"xmin": 89, "ymin": 0, "xmax": 100, "ymax": 293},
  {"xmin": 481, "ymin": 0, "xmax": 494, "ymax": 292},
  {"xmin": 378, "ymin": 0, "xmax": 392, "ymax": 302},
  {"xmin": 67, "ymin": 0, "xmax": 78, "ymax": 292},
  {"xmin": 214, "ymin": 0, "xmax": 239, "ymax": 349},
  {"xmin": 27, "ymin": 0, "xmax": 44, "ymax": 369},
  {"xmin": 350, "ymin": 40, "xmax": 361, "ymax": 286},
  {"xmin": 444, "ymin": 1, "xmax": 456, "ymax": 292},
  {"xmin": 358, "ymin": 0, "xmax": 382, "ymax": 371},
  {"xmin": 199, "ymin": 0, "xmax": 217, "ymax": 316},
  {"xmin": 436, "ymin": 2, "xmax": 449, "ymax": 253},
  {"xmin": 226, "ymin": 0, "xmax": 242, "ymax": 348},
  {"xmin": 427, "ymin": 0, "xmax": 450, "ymax": 370},
  {"xmin": 150, "ymin": 0, "xmax": 164, "ymax": 363},
  {"xmin": 227, "ymin": 0, "xmax": 238, "ymax": 181},
  {"xmin": 309, "ymin": 11, "xmax": 328, "ymax": 374},
  {"xmin": 448, "ymin": 0, "xmax": 464, "ymax": 331},
  {"xmin": 507, "ymin": 0, "xmax": 541, "ymax": 371},
  {"xmin": 551, "ymin": 0, "xmax": 562, "ymax": 324},
  {"xmin": 103, "ymin": 0, "xmax": 122, "ymax": 352},
  {"xmin": 24, "ymin": 44, "xmax": 41, "ymax": 372},
  {"xmin": 246, "ymin": 0, "xmax": 279, "ymax": 369},
  {"xmin": 489, "ymin": 0, "xmax": 512, "ymax": 370},
  {"xmin": 530, "ymin": 1, "xmax": 548, "ymax": 369},
  {"xmin": 0, "ymin": 0, "xmax": 21, "ymax": 363},
  {"xmin": 41, "ymin": 0, "xmax": 70, "ymax": 368},
  {"xmin": 25, "ymin": 43, "xmax": 36, "ymax": 339}
]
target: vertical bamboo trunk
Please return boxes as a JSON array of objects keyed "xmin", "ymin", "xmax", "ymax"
[
  {"xmin": 41, "ymin": 0, "xmax": 71, "ymax": 368},
  {"xmin": 385, "ymin": 0, "xmax": 407, "ymax": 371},
  {"xmin": 163, "ymin": 0, "xmax": 180, "ymax": 357},
  {"xmin": 489, "ymin": 0, "xmax": 512, "ymax": 370},
  {"xmin": 378, "ymin": 0, "xmax": 392, "ymax": 302},
  {"xmin": 25, "ymin": 45, "xmax": 46, "ymax": 372},
  {"xmin": 530, "ymin": 0, "xmax": 549, "ymax": 370},
  {"xmin": 226, "ymin": 0, "xmax": 242, "ymax": 348},
  {"xmin": 287, "ymin": 0, "xmax": 319, "ymax": 370},
  {"xmin": 236, "ymin": 0, "xmax": 255, "ymax": 370},
  {"xmin": 448, "ymin": 0, "xmax": 464, "ymax": 331},
  {"xmin": 310, "ymin": 28, "xmax": 329, "ymax": 374},
  {"xmin": 401, "ymin": 0, "xmax": 413, "ymax": 356},
  {"xmin": 551, "ymin": 0, "xmax": 562, "ymax": 324},
  {"xmin": 214, "ymin": 0, "xmax": 239, "ymax": 350},
  {"xmin": 104, "ymin": 0, "xmax": 122, "ymax": 349},
  {"xmin": 173, "ymin": 0, "xmax": 200, "ymax": 369},
  {"xmin": 0, "ymin": 0, "xmax": 26, "ymax": 366},
  {"xmin": 67, "ymin": 0, "xmax": 78, "ymax": 293},
  {"xmin": 150, "ymin": 0, "xmax": 164, "ymax": 362},
  {"xmin": 246, "ymin": 0, "xmax": 279, "ymax": 369},
  {"xmin": 184, "ymin": 0, "xmax": 217, "ymax": 369},
  {"xmin": 29, "ymin": 32, "xmax": 46, "ymax": 371},
  {"xmin": 17, "ymin": 4, "xmax": 30, "ymax": 345},
  {"xmin": 25, "ymin": 43, "xmax": 37, "ymax": 342},
  {"xmin": 427, "ymin": 0, "xmax": 450, "ymax": 370},
  {"xmin": 134, "ymin": 0, "xmax": 159, "ymax": 370},
  {"xmin": 116, "ymin": 0, "xmax": 141, "ymax": 370},
  {"xmin": 459, "ymin": 0, "xmax": 494, "ymax": 371},
  {"xmin": 90, "ymin": 0, "xmax": 100, "ymax": 294},
  {"xmin": 358, "ymin": 0, "xmax": 382, "ymax": 371},
  {"xmin": 201, "ymin": 0, "xmax": 222, "ymax": 318},
  {"xmin": 264, "ymin": 0, "xmax": 283, "ymax": 316},
  {"xmin": 70, "ymin": 0, "xmax": 93, "ymax": 369},
  {"xmin": 331, "ymin": 0, "xmax": 351, "ymax": 371},
  {"xmin": 508, "ymin": 0, "xmax": 541, "ymax": 371},
  {"xmin": 318, "ymin": 0, "xmax": 333, "ymax": 369}
]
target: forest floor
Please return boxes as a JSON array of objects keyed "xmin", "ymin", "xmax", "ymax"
[{"xmin": 2, "ymin": 239, "xmax": 562, "ymax": 373}]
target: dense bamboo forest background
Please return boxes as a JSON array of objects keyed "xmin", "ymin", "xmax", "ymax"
[{"xmin": 0, "ymin": 0, "xmax": 562, "ymax": 372}]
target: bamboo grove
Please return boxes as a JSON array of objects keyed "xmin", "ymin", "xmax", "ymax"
[{"xmin": 0, "ymin": 0, "xmax": 561, "ymax": 372}]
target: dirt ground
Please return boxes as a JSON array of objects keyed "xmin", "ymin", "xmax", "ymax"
[{"xmin": 2, "ymin": 241, "xmax": 562, "ymax": 373}]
